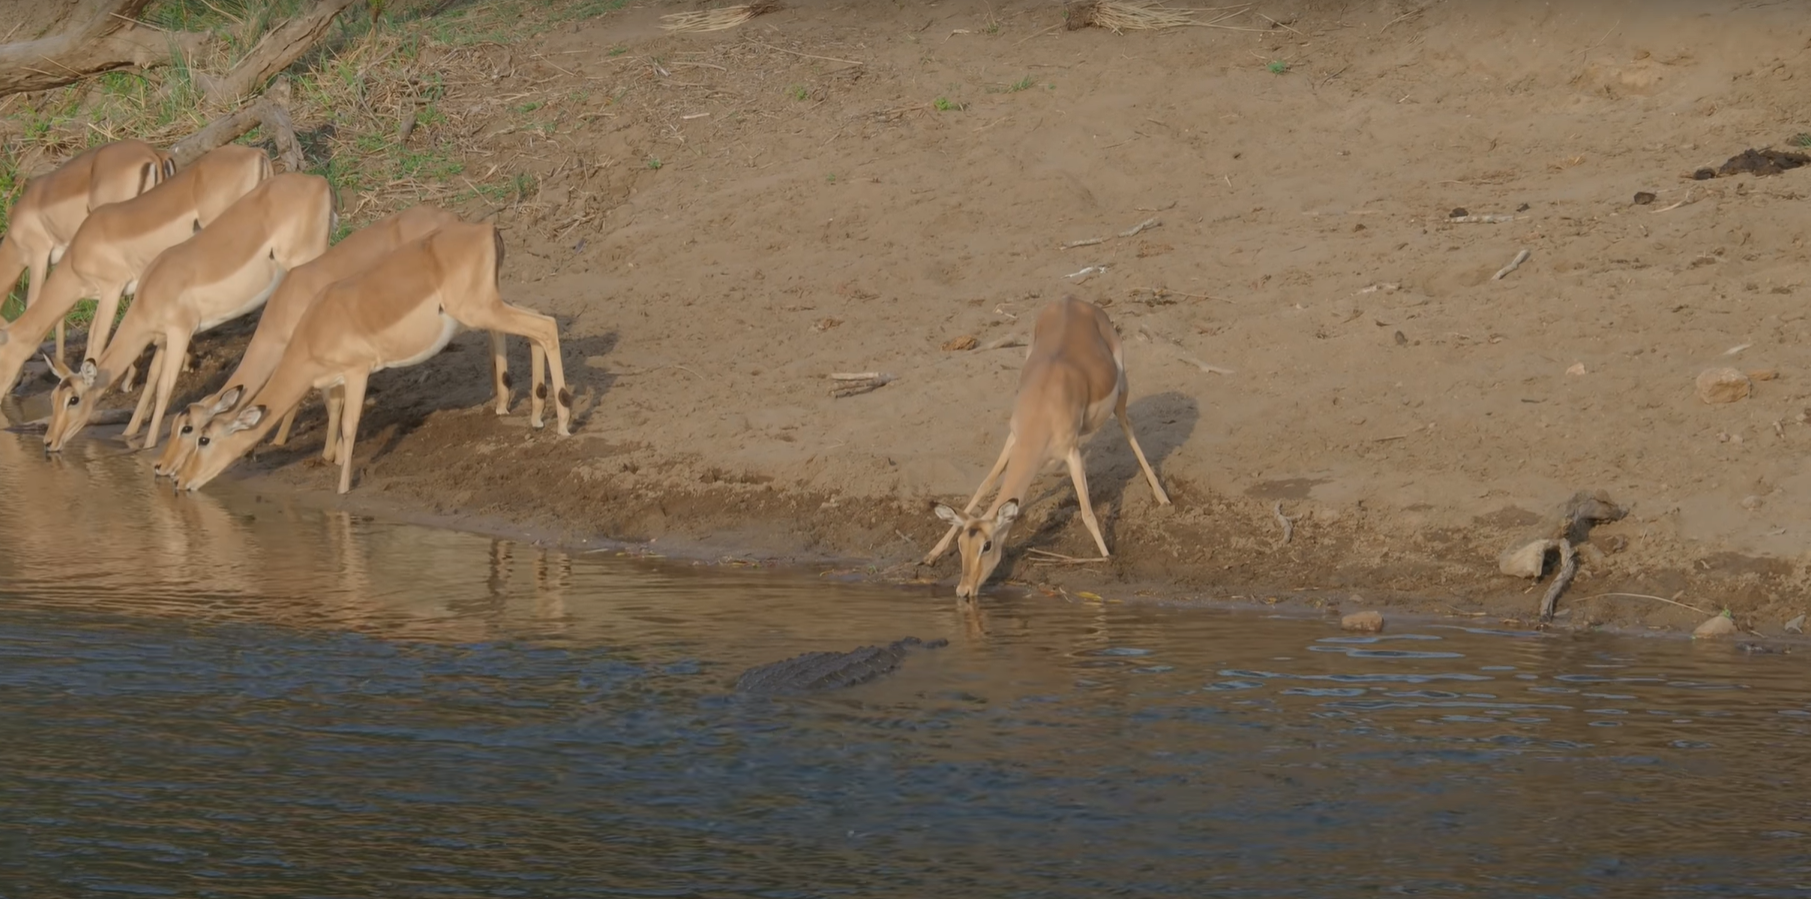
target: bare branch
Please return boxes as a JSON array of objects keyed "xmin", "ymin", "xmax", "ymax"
[{"xmin": 0, "ymin": 0, "xmax": 212, "ymax": 97}]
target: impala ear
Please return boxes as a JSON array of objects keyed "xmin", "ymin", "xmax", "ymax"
[
  {"xmin": 227, "ymin": 405, "xmax": 265, "ymax": 432},
  {"xmin": 210, "ymin": 385, "xmax": 243, "ymax": 414},
  {"xmin": 934, "ymin": 503, "xmax": 962, "ymax": 525},
  {"xmin": 996, "ymin": 499, "xmax": 1021, "ymax": 526},
  {"xmin": 44, "ymin": 353, "xmax": 77, "ymax": 382},
  {"xmin": 78, "ymin": 359, "xmax": 98, "ymax": 389}
]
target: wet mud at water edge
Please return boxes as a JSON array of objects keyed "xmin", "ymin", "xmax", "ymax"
[{"xmin": 4, "ymin": 435, "xmax": 1811, "ymax": 896}]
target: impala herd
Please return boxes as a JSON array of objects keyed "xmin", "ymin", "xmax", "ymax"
[{"xmin": 1, "ymin": 140, "xmax": 1171, "ymax": 598}]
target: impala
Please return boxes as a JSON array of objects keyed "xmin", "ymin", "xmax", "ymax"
[
  {"xmin": 42, "ymin": 172, "xmax": 336, "ymax": 453},
  {"xmin": 0, "ymin": 140, "xmax": 174, "ymax": 362},
  {"xmin": 174, "ymin": 220, "xmax": 572, "ymax": 495},
  {"xmin": 925, "ymin": 296, "xmax": 1172, "ymax": 599},
  {"xmin": 152, "ymin": 203, "xmax": 462, "ymax": 478},
  {"xmin": 0, "ymin": 145, "xmax": 269, "ymax": 402}
]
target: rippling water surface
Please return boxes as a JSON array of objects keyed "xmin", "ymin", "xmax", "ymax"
[{"xmin": 2, "ymin": 434, "xmax": 1809, "ymax": 897}]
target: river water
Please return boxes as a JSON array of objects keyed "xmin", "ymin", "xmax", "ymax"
[{"xmin": 2, "ymin": 432, "xmax": 1809, "ymax": 897}]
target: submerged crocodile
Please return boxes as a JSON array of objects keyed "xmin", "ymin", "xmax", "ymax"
[{"xmin": 733, "ymin": 636, "xmax": 949, "ymax": 694}]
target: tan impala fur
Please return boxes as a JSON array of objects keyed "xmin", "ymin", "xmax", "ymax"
[
  {"xmin": 0, "ymin": 145, "xmax": 269, "ymax": 402},
  {"xmin": 42, "ymin": 173, "xmax": 336, "ymax": 452},
  {"xmin": 0, "ymin": 140, "xmax": 174, "ymax": 362},
  {"xmin": 152, "ymin": 204, "xmax": 463, "ymax": 479},
  {"xmin": 925, "ymin": 297, "xmax": 1172, "ymax": 599},
  {"xmin": 173, "ymin": 220, "xmax": 572, "ymax": 495}
]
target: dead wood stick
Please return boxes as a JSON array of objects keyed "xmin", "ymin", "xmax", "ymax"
[
  {"xmin": 198, "ymin": 0, "xmax": 358, "ymax": 107},
  {"xmin": 829, "ymin": 371, "xmax": 889, "ymax": 380},
  {"xmin": 829, "ymin": 372, "xmax": 894, "ymax": 397},
  {"xmin": 1537, "ymin": 538, "xmax": 1577, "ymax": 622},
  {"xmin": 0, "ymin": 0, "xmax": 213, "ymax": 97},
  {"xmin": 168, "ymin": 78, "xmax": 304, "ymax": 171},
  {"xmin": 983, "ymin": 335, "xmax": 1025, "ymax": 351},
  {"xmin": 1447, "ymin": 214, "xmax": 1520, "ymax": 224},
  {"xmin": 1492, "ymin": 248, "xmax": 1531, "ymax": 281},
  {"xmin": 1272, "ymin": 500, "xmax": 1294, "ymax": 547},
  {"xmin": 1025, "ymin": 548, "xmax": 1109, "ymax": 564},
  {"xmin": 1061, "ymin": 215, "xmax": 1162, "ymax": 250}
]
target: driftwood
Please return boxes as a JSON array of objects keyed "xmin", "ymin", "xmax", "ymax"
[
  {"xmin": 197, "ymin": 0, "xmax": 358, "ymax": 107},
  {"xmin": 169, "ymin": 77, "xmax": 304, "ymax": 171},
  {"xmin": 0, "ymin": 0, "xmax": 212, "ymax": 97}
]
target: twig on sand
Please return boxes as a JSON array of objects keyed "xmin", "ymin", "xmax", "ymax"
[
  {"xmin": 1026, "ymin": 548, "xmax": 1109, "ymax": 564},
  {"xmin": 609, "ymin": 364, "xmax": 702, "ymax": 378},
  {"xmin": 1582, "ymin": 592, "xmax": 1716, "ymax": 616},
  {"xmin": 747, "ymin": 41, "xmax": 865, "ymax": 67},
  {"xmin": 1272, "ymin": 500, "xmax": 1294, "ymax": 547},
  {"xmin": 1062, "ymin": 216, "xmax": 1162, "ymax": 249},
  {"xmin": 1537, "ymin": 539, "xmax": 1578, "ymax": 621},
  {"xmin": 829, "ymin": 372, "xmax": 895, "ymax": 397},
  {"xmin": 1447, "ymin": 214, "xmax": 1519, "ymax": 224},
  {"xmin": 1492, "ymin": 248, "xmax": 1532, "ymax": 281},
  {"xmin": 983, "ymin": 334, "xmax": 1025, "ymax": 350}
]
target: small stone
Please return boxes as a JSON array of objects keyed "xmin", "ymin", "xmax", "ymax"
[
  {"xmin": 941, "ymin": 335, "xmax": 979, "ymax": 351},
  {"xmin": 1696, "ymin": 367, "xmax": 1752, "ymax": 404},
  {"xmin": 1692, "ymin": 167, "xmax": 1716, "ymax": 180},
  {"xmin": 1784, "ymin": 613, "xmax": 1805, "ymax": 634},
  {"xmin": 1341, "ymin": 610, "xmax": 1385, "ymax": 632},
  {"xmin": 1449, "ymin": 207, "xmax": 1468, "ymax": 218},
  {"xmin": 1741, "ymin": 495, "xmax": 1764, "ymax": 511},
  {"xmin": 1499, "ymin": 539, "xmax": 1558, "ymax": 578},
  {"xmin": 1633, "ymin": 191, "xmax": 1657, "ymax": 205},
  {"xmin": 1693, "ymin": 613, "xmax": 1738, "ymax": 638},
  {"xmin": 1566, "ymin": 362, "xmax": 1587, "ymax": 376}
]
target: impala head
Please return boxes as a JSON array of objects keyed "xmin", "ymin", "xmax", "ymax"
[
  {"xmin": 174, "ymin": 402, "xmax": 266, "ymax": 492},
  {"xmin": 154, "ymin": 386, "xmax": 242, "ymax": 478},
  {"xmin": 43, "ymin": 356, "xmax": 102, "ymax": 453},
  {"xmin": 933, "ymin": 499, "xmax": 1021, "ymax": 600}
]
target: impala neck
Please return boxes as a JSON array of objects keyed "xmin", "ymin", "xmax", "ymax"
[{"xmin": 986, "ymin": 421, "xmax": 1053, "ymax": 518}]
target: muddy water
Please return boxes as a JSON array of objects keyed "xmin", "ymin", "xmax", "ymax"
[{"xmin": 2, "ymin": 434, "xmax": 1809, "ymax": 897}]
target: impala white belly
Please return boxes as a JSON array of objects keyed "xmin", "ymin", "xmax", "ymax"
[
  {"xmin": 197, "ymin": 267, "xmax": 285, "ymax": 333},
  {"xmin": 380, "ymin": 312, "xmax": 462, "ymax": 371},
  {"xmin": 49, "ymin": 245, "xmax": 68, "ymax": 265}
]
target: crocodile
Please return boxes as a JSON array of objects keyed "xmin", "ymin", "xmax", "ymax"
[{"xmin": 733, "ymin": 636, "xmax": 949, "ymax": 694}]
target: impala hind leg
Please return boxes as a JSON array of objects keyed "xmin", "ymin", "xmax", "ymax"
[
  {"xmin": 1065, "ymin": 447, "xmax": 1110, "ymax": 558},
  {"xmin": 489, "ymin": 330, "xmax": 510, "ymax": 415},
  {"xmin": 464, "ymin": 304, "xmax": 570, "ymax": 435},
  {"xmin": 334, "ymin": 372, "xmax": 369, "ymax": 494},
  {"xmin": 1115, "ymin": 389, "xmax": 1171, "ymax": 506},
  {"xmin": 924, "ymin": 433, "xmax": 1015, "ymax": 564},
  {"xmin": 322, "ymin": 386, "xmax": 344, "ymax": 463}
]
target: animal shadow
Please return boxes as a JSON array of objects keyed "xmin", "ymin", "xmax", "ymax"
[{"xmin": 1013, "ymin": 390, "xmax": 1199, "ymax": 564}]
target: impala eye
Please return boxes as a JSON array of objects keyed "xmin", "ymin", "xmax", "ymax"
[
  {"xmin": 180, "ymin": 425, "xmax": 192, "ymax": 435},
  {"xmin": 982, "ymin": 540, "xmax": 993, "ymax": 553},
  {"xmin": 66, "ymin": 395, "xmax": 79, "ymax": 406},
  {"xmin": 197, "ymin": 437, "xmax": 210, "ymax": 446}
]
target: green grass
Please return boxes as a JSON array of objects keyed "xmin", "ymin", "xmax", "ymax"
[
  {"xmin": 646, "ymin": 157, "xmax": 663, "ymax": 170},
  {"xmin": 1793, "ymin": 132, "xmax": 1811, "ymax": 148},
  {"xmin": 1006, "ymin": 75, "xmax": 1036, "ymax": 92},
  {"xmin": 933, "ymin": 96, "xmax": 966, "ymax": 112},
  {"xmin": 788, "ymin": 85, "xmax": 808, "ymax": 101},
  {"xmin": 1266, "ymin": 59, "xmax": 1290, "ymax": 75}
]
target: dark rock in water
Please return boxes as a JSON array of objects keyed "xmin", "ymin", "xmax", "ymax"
[{"xmin": 734, "ymin": 636, "xmax": 949, "ymax": 694}]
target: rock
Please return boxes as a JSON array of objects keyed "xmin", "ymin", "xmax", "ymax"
[
  {"xmin": 1633, "ymin": 191, "xmax": 1657, "ymax": 205},
  {"xmin": 1785, "ymin": 613, "xmax": 1805, "ymax": 634},
  {"xmin": 1693, "ymin": 613, "xmax": 1738, "ymax": 638},
  {"xmin": 1696, "ymin": 367, "xmax": 1752, "ymax": 404},
  {"xmin": 1566, "ymin": 362, "xmax": 1587, "ymax": 376},
  {"xmin": 1499, "ymin": 539, "xmax": 1558, "ymax": 578},
  {"xmin": 1341, "ymin": 610, "xmax": 1385, "ymax": 632},
  {"xmin": 941, "ymin": 335, "xmax": 979, "ymax": 351}
]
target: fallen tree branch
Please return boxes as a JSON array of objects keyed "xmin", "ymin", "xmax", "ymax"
[
  {"xmin": 198, "ymin": 0, "xmax": 357, "ymax": 107},
  {"xmin": 168, "ymin": 77, "xmax": 303, "ymax": 171},
  {"xmin": 0, "ymin": 0, "xmax": 212, "ymax": 97}
]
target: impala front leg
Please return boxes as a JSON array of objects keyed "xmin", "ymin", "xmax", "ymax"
[
  {"xmin": 489, "ymin": 330, "xmax": 510, "ymax": 415},
  {"xmin": 84, "ymin": 284, "xmax": 127, "ymax": 362},
  {"xmin": 925, "ymin": 433, "xmax": 1016, "ymax": 564},
  {"xmin": 1064, "ymin": 447, "xmax": 1110, "ymax": 558},
  {"xmin": 122, "ymin": 347, "xmax": 164, "ymax": 445},
  {"xmin": 140, "ymin": 330, "xmax": 191, "ymax": 452}
]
